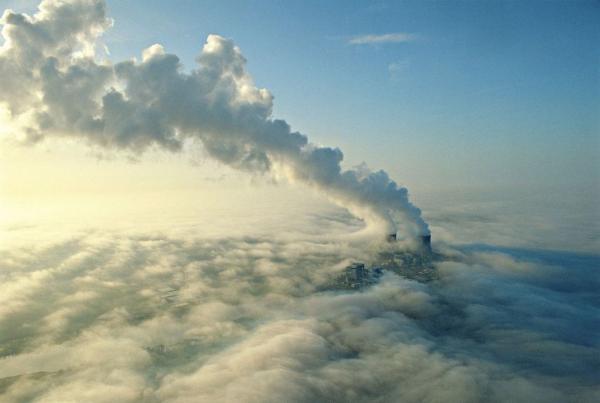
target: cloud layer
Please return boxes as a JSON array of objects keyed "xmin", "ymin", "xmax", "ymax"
[
  {"xmin": 0, "ymin": 0, "xmax": 427, "ymax": 238},
  {"xmin": 0, "ymin": 221, "xmax": 598, "ymax": 402}
]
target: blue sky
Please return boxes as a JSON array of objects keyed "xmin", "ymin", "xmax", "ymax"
[{"xmin": 3, "ymin": 0, "xmax": 599, "ymax": 191}]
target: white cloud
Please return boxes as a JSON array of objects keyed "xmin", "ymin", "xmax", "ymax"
[
  {"xmin": 0, "ymin": 215, "xmax": 598, "ymax": 402},
  {"xmin": 348, "ymin": 32, "xmax": 418, "ymax": 45}
]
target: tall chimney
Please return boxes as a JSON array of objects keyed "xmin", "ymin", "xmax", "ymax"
[{"xmin": 419, "ymin": 234, "xmax": 432, "ymax": 253}]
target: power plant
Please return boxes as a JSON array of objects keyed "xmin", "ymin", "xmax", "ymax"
[
  {"xmin": 330, "ymin": 232, "xmax": 436, "ymax": 291},
  {"xmin": 387, "ymin": 233, "xmax": 432, "ymax": 254}
]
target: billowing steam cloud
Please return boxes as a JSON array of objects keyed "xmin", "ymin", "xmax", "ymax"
[{"xmin": 0, "ymin": 0, "xmax": 428, "ymax": 237}]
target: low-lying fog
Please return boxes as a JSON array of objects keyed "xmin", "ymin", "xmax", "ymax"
[{"xmin": 1, "ymin": 185, "xmax": 598, "ymax": 403}]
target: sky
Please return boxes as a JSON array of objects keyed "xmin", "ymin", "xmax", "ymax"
[
  {"xmin": 103, "ymin": 0, "xmax": 600, "ymax": 189},
  {"xmin": 0, "ymin": 0, "xmax": 598, "ymax": 201}
]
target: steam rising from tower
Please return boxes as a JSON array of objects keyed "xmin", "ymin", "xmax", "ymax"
[{"xmin": 0, "ymin": 0, "xmax": 429, "ymax": 238}]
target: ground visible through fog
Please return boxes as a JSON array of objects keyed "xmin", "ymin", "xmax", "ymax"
[{"xmin": 1, "ymin": 185, "xmax": 598, "ymax": 403}]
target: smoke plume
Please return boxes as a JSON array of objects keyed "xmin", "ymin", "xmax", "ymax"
[{"xmin": 0, "ymin": 0, "xmax": 428, "ymax": 237}]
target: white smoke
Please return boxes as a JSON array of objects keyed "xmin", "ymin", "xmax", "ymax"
[{"xmin": 0, "ymin": 0, "xmax": 428, "ymax": 238}]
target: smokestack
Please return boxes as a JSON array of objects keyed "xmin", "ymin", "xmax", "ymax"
[
  {"xmin": 387, "ymin": 233, "xmax": 432, "ymax": 253},
  {"xmin": 419, "ymin": 234, "xmax": 432, "ymax": 253}
]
